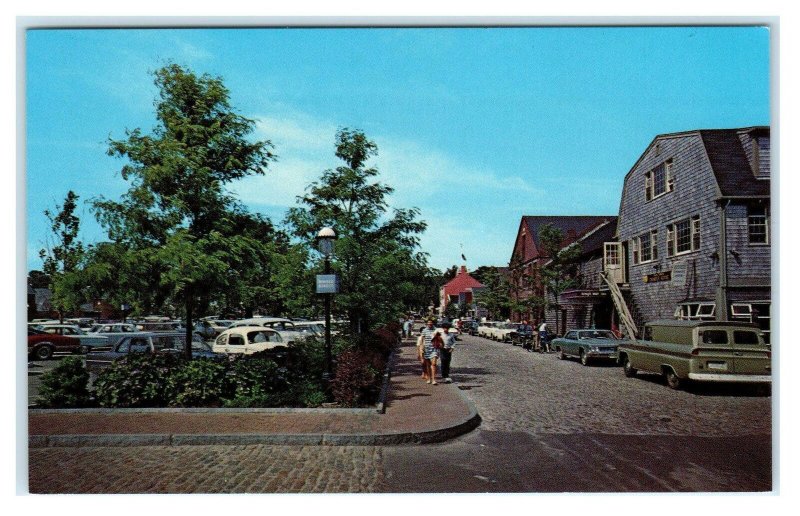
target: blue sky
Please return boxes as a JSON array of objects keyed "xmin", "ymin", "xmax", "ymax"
[{"xmin": 25, "ymin": 26, "xmax": 770, "ymax": 273}]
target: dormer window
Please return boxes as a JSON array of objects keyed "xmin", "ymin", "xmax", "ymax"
[{"xmin": 645, "ymin": 160, "xmax": 674, "ymax": 201}]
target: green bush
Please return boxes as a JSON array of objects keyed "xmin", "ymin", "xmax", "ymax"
[
  {"xmin": 93, "ymin": 353, "xmax": 180, "ymax": 408},
  {"xmin": 38, "ymin": 322, "xmax": 394, "ymax": 409},
  {"xmin": 224, "ymin": 355, "xmax": 293, "ymax": 407},
  {"xmin": 165, "ymin": 358, "xmax": 228, "ymax": 407},
  {"xmin": 36, "ymin": 356, "xmax": 92, "ymax": 408}
]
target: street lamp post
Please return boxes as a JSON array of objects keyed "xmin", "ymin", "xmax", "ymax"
[{"xmin": 316, "ymin": 227, "xmax": 337, "ymax": 382}]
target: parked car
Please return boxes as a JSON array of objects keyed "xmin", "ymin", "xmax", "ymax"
[
  {"xmin": 229, "ymin": 317, "xmax": 306, "ymax": 343},
  {"xmin": 552, "ymin": 329, "xmax": 626, "ymax": 365},
  {"xmin": 37, "ymin": 324, "xmax": 110, "ymax": 354},
  {"xmin": 65, "ymin": 317, "xmax": 96, "ymax": 329},
  {"xmin": 85, "ymin": 332, "xmax": 222, "ymax": 371},
  {"xmin": 617, "ymin": 320, "xmax": 771, "ymax": 390},
  {"xmin": 510, "ymin": 323, "xmax": 534, "ymax": 347},
  {"xmin": 492, "ymin": 323, "xmax": 518, "ymax": 343},
  {"xmin": 27, "ymin": 327, "xmax": 81, "ymax": 360},
  {"xmin": 292, "ymin": 322, "xmax": 325, "ymax": 338},
  {"xmin": 212, "ymin": 326, "xmax": 287, "ymax": 356},
  {"xmin": 87, "ymin": 323, "xmax": 139, "ymax": 348},
  {"xmin": 136, "ymin": 321, "xmax": 186, "ymax": 332},
  {"xmin": 477, "ymin": 321, "xmax": 498, "ymax": 339}
]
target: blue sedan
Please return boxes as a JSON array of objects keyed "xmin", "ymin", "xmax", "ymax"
[{"xmin": 551, "ymin": 329, "xmax": 628, "ymax": 366}]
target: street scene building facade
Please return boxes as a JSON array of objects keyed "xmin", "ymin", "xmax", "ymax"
[
  {"xmin": 613, "ymin": 126, "xmax": 771, "ymax": 341},
  {"xmin": 507, "ymin": 126, "xmax": 771, "ymax": 340},
  {"xmin": 508, "ymin": 215, "xmax": 616, "ymax": 331}
]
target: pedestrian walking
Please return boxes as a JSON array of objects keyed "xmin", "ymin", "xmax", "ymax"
[
  {"xmin": 438, "ymin": 326, "xmax": 456, "ymax": 383},
  {"xmin": 538, "ymin": 320, "xmax": 549, "ymax": 352},
  {"xmin": 416, "ymin": 332, "xmax": 428, "ymax": 380},
  {"xmin": 420, "ymin": 318, "xmax": 440, "ymax": 384},
  {"xmin": 519, "ymin": 319, "xmax": 534, "ymax": 351},
  {"xmin": 403, "ymin": 316, "xmax": 413, "ymax": 339}
]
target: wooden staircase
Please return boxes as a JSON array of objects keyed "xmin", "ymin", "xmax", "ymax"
[{"xmin": 600, "ymin": 271, "xmax": 638, "ymax": 340}]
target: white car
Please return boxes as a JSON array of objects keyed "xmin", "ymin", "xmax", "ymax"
[
  {"xmin": 229, "ymin": 317, "xmax": 306, "ymax": 343},
  {"xmin": 477, "ymin": 321, "xmax": 498, "ymax": 339},
  {"xmin": 212, "ymin": 326, "xmax": 287, "ymax": 356},
  {"xmin": 492, "ymin": 323, "xmax": 518, "ymax": 343}
]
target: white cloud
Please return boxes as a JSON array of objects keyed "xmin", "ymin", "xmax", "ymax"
[{"xmin": 237, "ymin": 108, "xmax": 537, "ymax": 270}]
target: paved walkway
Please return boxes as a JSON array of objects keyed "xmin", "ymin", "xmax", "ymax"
[{"xmin": 28, "ymin": 338, "xmax": 480, "ymax": 447}]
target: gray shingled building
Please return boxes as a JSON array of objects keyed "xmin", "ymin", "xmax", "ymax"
[{"xmin": 614, "ymin": 126, "xmax": 771, "ymax": 341}]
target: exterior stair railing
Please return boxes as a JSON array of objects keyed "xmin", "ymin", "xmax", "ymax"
[{"xmin": 599, "ymin": 271, "xmax": 638, "ymax": 340}]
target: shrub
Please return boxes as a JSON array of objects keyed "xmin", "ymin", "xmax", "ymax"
[
  {"xmin": 93, "ymin": 353, "xmax": 181, "ymax": 408},
  {"xmin": 223, "ymin": 355, "xmax": 293, "ymax": 407},
  {"xmin": 165, "ymin": 358, "xmax": 228, "ymax": 407},
  {"xmin": 330, "ymin": 349, "xmax": 383, "ymax": 407},
  {"xmin": 36, "ymin": 356, "xmax": 92, "ymax": 408}
]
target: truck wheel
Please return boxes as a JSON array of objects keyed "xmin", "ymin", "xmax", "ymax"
[
  {"xmin": 580, "ymin": 350, "xmax": 590, "ymax": 366},
  {"xmin": 623, "ymin": 356, "xmax": 637, "ymax": 377},
  {"xmin": 34, "ymin": 345, "xmax": 53, "ymax": 361},
  {"xmin": 665, "ymin": 369, "xmax": 683, "ymax": 390}
]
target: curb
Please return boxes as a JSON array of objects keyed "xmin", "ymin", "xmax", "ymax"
[
  {"xmin": 29, "ymin": 411, "xmax": 482, "ymax": 448},
  {"xmin": 28, "ymin": 382, "xmax": 482, "ymax": 447}
]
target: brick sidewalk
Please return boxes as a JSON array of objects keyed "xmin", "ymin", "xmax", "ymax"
[{"xmin": 28, "ymin": 339, "xmax": 480, "ymax": 446}]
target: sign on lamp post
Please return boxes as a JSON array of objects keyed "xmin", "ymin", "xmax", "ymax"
[{"xmin": 316, "ymin": 227, "xmax": 337, "ymax": 382}]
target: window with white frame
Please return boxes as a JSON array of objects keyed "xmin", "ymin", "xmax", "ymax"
[
  {"xmin": 731, "ymin": 302, "xmax": 771, "ymax": 343},
  {"xmin": 675, "ymin": 302, "xmax": 715, "ymax": 321},
  {"xmin": 748, "ymin": 205, "xmax": 769, "ymax": 244},
  {"xmin": 667, "ymin": 216, "xmax": 700, "ymax": 256},
  {"xmin": 632, "ymin": 231, "xmax": 657, "ymax": 264},
  {"xmin": 645, "ymin": 160, "xmax": 674, "ymax": 201}
]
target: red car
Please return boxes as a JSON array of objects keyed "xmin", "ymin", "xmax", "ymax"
[{"xmin": 28, "ymin": 327, "xmax": 81, "ymax": 360}]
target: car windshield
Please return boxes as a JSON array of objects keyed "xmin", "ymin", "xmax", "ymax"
[{"xmin": 579, "ymin": 330, "xmax": 617, "ymax": 340}]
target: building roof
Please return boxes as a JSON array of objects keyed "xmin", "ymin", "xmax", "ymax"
[
  {"xmin": 442, "ymin": 266, "xmax": 486, "ymax": 297},
  {"xmin": 623, "ymin": 126, "xmax": 770, "ymax": 198},
  {"xmin": 519, "ymin": 216, "xmax": 616, "ymax": 262},
  {"xmin": 574, "ymin": 218, "xmax": 618, "ymax": 256},
  {"xmin": 699, "ymin": 128, "xmax": 770, "ymax": 197}
]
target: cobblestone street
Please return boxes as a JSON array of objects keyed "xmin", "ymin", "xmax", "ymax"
[{"xmin": 28, "ymin": 333, "xmax": 772, "ymax": 493}]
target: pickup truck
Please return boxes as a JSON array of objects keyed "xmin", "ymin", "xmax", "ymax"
[{"xmin": 617, "ymin": 320, "xmax": 771, "ymax": 390}]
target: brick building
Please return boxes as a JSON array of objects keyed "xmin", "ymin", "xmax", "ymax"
[{"xmin": 508, "ymin": 216, "xmax": 616, "ymax": 333}]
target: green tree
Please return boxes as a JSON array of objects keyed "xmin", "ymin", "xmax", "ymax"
[
  {"xmin": 441, "ymin": 265, "xmax": 458, "ymax": 282},
  {"xmin": 508, "ymin": 254, "xmax": 546, "ymax": 323},
  {"xmin": 92, "ymin": 64, "xmax": 276, "ymax": 357},
  {"xmin": 538, "ymin": 224, "xmax": 582, "ymax": 334},
  {"xmin": 39, "ymin": 190, "xmax": 86, "ymax": 321},
  {"xmin": 474, "ymin": 267, "xmax": 512, "ymax": 320},
  {"xmin": 285, "ymin": 128, "xmax": 428, "ymax": 334}
]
